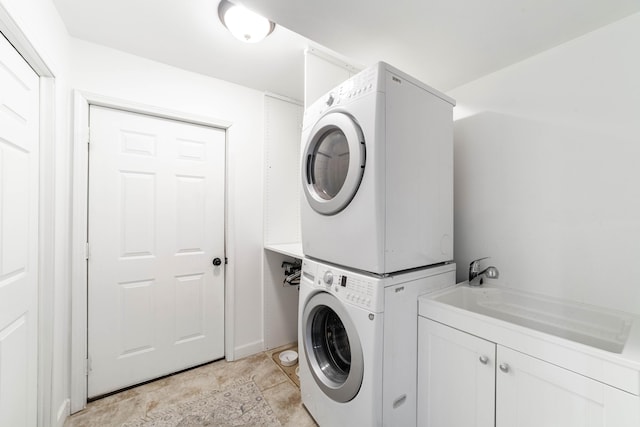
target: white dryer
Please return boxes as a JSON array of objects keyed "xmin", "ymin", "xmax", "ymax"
[
  {"xmin": 298, "ymin": 258, "xmax": 456, "ymax": 427},
  {"xmin": 301, "ymin": 62, "xmax": 456, "ymax": 274}
]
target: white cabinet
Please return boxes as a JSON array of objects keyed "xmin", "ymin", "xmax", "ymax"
[
  {"xmin": 418, "ymin": 318, "xmax": 495, "ymax": 427},
  {"xmin": 418, "ymin": 318, "xmax": 640, "ymax": 427},
  {"xmin": 497, "ymin": 345, "xmax": 640, "ymax": 427}
]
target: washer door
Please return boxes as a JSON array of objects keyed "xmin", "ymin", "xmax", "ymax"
[
  {"xmin": 302, "ymin": 292, "xmax": 364, "ymax": 403},
  {"xmin": 302, "ymin": 112, "xmax": 365, "ymax": 215}
]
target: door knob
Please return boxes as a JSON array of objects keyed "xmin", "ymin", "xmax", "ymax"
[
  {"xmin": 479, "ymin": 355, "xmax": 489, "ymax": 365},
  {"xmin": 212, "ymin": 257, "xmax": 222, "ymax": 266},
  {"xmin": 499, "ymin": 363, "xmax": 510, "ymax": 373}
]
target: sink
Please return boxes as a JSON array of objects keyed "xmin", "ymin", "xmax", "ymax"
[{"xmin": 430, "ymin": 285, "xmax": 633, "ymax": 353}]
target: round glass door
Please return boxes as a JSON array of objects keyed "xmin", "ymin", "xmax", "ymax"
[
  {"xmin": 310, "ymin": 129, "xmax": 350, "ymax": 201},
  {"xmin": 302, "ymin": 292, "xmax": 363, "ymax": 402},
  {"xmin": 302, "ymin": 112, "xmax": 365, "ymax": 215}
]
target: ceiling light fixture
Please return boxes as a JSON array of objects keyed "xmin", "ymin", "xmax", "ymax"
[{"xmin": 218, "ymin": 0, "xmax": 275, "ymax": 43}]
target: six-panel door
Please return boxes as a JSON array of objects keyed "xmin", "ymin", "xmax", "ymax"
[
  {"xmin": 0, "ymin": 32, "xmax": 40, "ymax": 427},
  {"xmin": 87, "ymin": 106, "xmax": 226, "ymax": 397}
]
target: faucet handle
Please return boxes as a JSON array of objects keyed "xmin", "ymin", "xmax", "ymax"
[{"xmin": 469, "ymin": 257, "xmax": 490, "ymax": 273}]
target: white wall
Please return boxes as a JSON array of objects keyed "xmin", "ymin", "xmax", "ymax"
[
  {"xmin": 0, "ymin": 0, "xmax": 71, "ymax": 425},
  {"xmin": 68, "ymin": 38, "xmax": 266, "ymax": 357},
  {"xmin": 449, "ymin": 13, "xmax": 640, "ymax": 314}
]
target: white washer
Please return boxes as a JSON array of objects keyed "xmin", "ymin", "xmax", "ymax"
[
  {"xmin": 298, "ymin": 258, "xmax": 456, "ymax": 427},
  {"xmin": 301, "ymin": 62, "xmax": 456, "ymax": 275}
]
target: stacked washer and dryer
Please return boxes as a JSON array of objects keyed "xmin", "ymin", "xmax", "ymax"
[{"xmin": 298, "ymin": 62, "xmax": 457, "ymax": 426}]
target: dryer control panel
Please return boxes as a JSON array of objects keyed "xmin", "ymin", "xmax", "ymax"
[
  {"xmin": 314, "ymin": 265, "xmax": 384, "ymax": 313},
  {"xmin": 302, "ymin": 65, "xmax": 379, "ymax": 126},
  {"xmin": 324, "ymin": 66, "xmax": 377, "ymax": 109}
]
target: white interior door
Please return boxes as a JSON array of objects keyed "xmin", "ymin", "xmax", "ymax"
[
  {"xmin": 87, "ymin": 105, "xmax": 225, "ymax": 398},
  {"xmin": 0, "ymin": 33, "xmax": 40, "ymax": 426}
]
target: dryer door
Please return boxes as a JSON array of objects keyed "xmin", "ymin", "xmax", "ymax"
[
  {"xmin": 302, "ymin": 292, "xmax": 364, "ymax": 402},
  {"xmin": 302, "ymin": 112, "xmax": 365, "ymax": 215}
]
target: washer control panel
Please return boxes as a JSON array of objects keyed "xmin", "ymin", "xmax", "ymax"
[
  {"xmin": 315, "ymin": 266, "xmax": 382, "ymax": 312},
  {"xmin": 323, "ymin": 271, "xmax": 334, "ymax": 286}
]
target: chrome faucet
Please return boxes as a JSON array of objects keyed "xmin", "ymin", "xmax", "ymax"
[{"xmin": 468, "ymin": 257, "xmax": 499, "ymax": 286}]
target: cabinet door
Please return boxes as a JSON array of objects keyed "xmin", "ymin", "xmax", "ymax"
[
  {"xmin": 418, "ymin": 318, "xmax": 496, "ymax": 427},
  {"xmin": 497, "ymin": 346, "xmax": 640, "ymax": 427}
]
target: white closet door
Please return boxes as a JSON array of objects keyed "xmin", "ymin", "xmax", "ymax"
[
  {"xmin": 0, "ymin": 33, "xmax": 40, "ymax": 427},
  {"xmin": 87, "ymin": 106, "xmax": 225, "ymax": 398}
]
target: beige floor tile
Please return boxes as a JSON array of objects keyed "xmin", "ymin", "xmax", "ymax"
[
  {"xmin": 64, "ymin": 351, "xmax": 303, "ymax": 427},
  {"xmin": 263, "ymin": 380, "xmax": 317, "ymax": 427},
  {"xmin": 64, "ymin": 394, "xmax": 146, "ymax": 427},
  {"xmin": 208, "ymin": 352, "xmax": 288, "ymax": 391}
]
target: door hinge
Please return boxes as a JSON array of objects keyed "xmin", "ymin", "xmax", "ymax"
[
  {"xmin": 85, "ymin": 242, "xmax": 90, "ymax": 260},
  {"xmin": 87, "ymin": 126, "xmax": 91, "ymax": 145},
  {"xmin": 85, "ymin": 357, "xmax": 92, "ymax": 375},
  {"xmin": 225, "ymin": 257, "xmax": 228, "ymax": 265}
]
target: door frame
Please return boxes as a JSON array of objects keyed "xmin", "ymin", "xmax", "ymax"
[
  {"xmin": 0, "ymin": 5, "xmax": 56, "ymax": 427},
  {"xmin": 70, "ymin": 91, "xmax": 233, "ymax": 411}
]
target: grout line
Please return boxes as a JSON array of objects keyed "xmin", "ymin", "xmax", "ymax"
[
  {"xmin": 259, "ymin": 357, "xmax": 292, "ymax": 392},
  {"xmin": 261, "ymin": 378, "xmax": 289, "ymax": 393}
]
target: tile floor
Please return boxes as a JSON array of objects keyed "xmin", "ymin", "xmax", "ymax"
[{"xmin": 64, "ymin": 346, "xmax": 317, "ymax": 427}]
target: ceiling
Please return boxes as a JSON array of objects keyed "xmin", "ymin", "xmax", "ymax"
[{"xmin": 54, "ymin": 0, "xmax": 640, "ymax": 101}]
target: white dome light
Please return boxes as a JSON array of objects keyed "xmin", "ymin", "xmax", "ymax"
[{"xmin": 218, "ymin": 0, "xmax": 275, "ymax": 43}]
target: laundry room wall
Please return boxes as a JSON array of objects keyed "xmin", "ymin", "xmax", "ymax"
[
  {"xmin": 449, "ymin": 12, "xmax": 640, "ymax": 314},
  {"xmin": 69, "ymin": 38, "xmax": 267, "ymax": 357},
  {"xmin": 0, "ymin": 0, "xmax": 71, "ymax": 424}
]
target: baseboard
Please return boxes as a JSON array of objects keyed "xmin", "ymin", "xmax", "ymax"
[
  {"xmin": 55, "ymin": 398, "xmax": 70, "ymax": 427},
  {"xmin": 232, "ymin": 340, "xmax": 264, "ymax": 360}
]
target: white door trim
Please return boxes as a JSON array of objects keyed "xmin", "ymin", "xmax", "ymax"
[
  {"xmin": 70, "ymin": 91, "xmax": 234, "ymax": 412},
  {"xmin": 0, "ymin": 5, "xmax": 56, "ymax": 427}
]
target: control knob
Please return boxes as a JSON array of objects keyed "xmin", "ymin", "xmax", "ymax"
[
  {"xmin": 323, "ymin": 271, "xmax": 334, "ymax": 286},
  {"xmin": 326, "ymin": 94, "xmax": 335, "ymax": 106}
]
